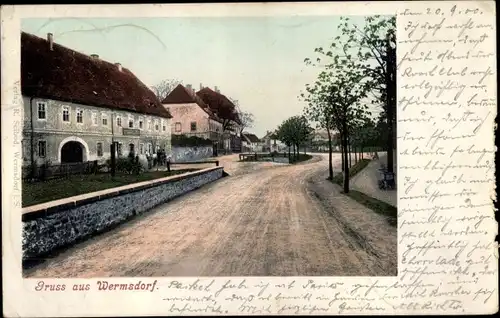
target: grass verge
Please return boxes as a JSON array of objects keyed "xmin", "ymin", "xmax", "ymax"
[
  {"xmin": 239, "ymin": 153, "xmax": 313, "ymax": 164},
  {"xmin": 331, "ymin": 159, "xmax": 371, "ymax": 184},
  {"xmin": 330, "ymin": 158, "xmax": 397, "ymax": 227},
  {"xmin": 22, "ymin": 169, "xmax": 199, "ymax": 207},
  {"xmin": 344, "ymin": 190, "xmax": 397, "ymax": 226},
  {"xmin": 290, "ymin": 153, "xmax": 313, "ymax": 164}
]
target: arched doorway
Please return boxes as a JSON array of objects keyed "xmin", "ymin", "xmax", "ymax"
[{"xmin": 61, "ymin": 141, "xmax": 84, "ymax": 163}]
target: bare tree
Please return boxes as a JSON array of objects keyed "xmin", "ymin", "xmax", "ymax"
[
  {"xmin": 151, "ymin": 79, "xmax": 183, "ymax": 101},
  {"xmin": 238, "ymin": 111, "xmax": 255, "ymax": 135},
  {"xmin": 228, "ymin": 98, "xmax": 255, "ymax": 135}
]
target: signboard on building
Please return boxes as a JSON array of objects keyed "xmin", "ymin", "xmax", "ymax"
[{"xmin": 122, "ymin": 128, "xmax": 141, "ymax": 136}]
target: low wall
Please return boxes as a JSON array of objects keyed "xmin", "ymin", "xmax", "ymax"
[
  {"xmin": 22, "ymin": 166, "xmax": 224, "ymax": 261},
  {"xmin": 171, "ymin": 146, "xmax": 213, "ymax": 163}
]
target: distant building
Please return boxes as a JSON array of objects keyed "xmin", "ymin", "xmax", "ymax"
[
  {"xmin": 162, "ymin": 84, "xmax": 223, "ymax": 154},
  {"xmin": 197, "ymin": 87, "xmax": 242, "ymax": 153},
  {"xmin": 241, "ymin": 133, "xmax": 262, "ymax": 152},
  {"xmin": 311, "ymin": 128, "xmax": 339, "ymax": 151},
  {"xmin": 21, "ymin": 32, "xmax": 172, "ymax": 168},
  {"xmin": 261, "ymin": 130, "xmax": 286, "ymax": 152}
]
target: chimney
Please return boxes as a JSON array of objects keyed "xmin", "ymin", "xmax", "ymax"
[
  {"xmin": 47, "ymin": 33, "xmax": 53, "ymax": 51},
  {"xmin": 115, "ymin": 63, "xmax": 122, "ymax": 72},
  {"xmin": 199, "ymin": 83, "xmax": 203, "ymax": 90},
  {"xmin": 186, "ymin": 84, "xmax": 192, "ymax": 91},
  {"xmin": 214, "ymin": 86, "xmax": 219, "ymax": 93},
  {"xmin": 90, "ymin": 54, "xmax": 99, "ymax": 59}
]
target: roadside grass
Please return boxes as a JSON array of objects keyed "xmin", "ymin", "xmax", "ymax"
[
  {"xmin": 331, "ymin": 159, "xmax": 371, "ymax": 184},
  {"xmin": 290, "ymin": 153, "xmax": 313, "ymax": 164},
  {"xmin": 330, "ymin": 158, "xmax": 397, "ymax": 227},
  {"xmin": 22, "ymin": 169, "xmax": 199, "ymax": 207},
  {"xmin": 239, "ymin": 153, "xmax": 313, "ymax": 164},
  {"xmin": 344, "ymin": 190, "xmax": 397, "ymax": 226}
]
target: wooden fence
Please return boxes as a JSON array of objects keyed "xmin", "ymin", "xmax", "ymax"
[{"xmin": 22, "ymin": 161, "xmax": 101, "ymax": 182}]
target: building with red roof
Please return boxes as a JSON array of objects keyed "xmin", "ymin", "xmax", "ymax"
[{"xmin": 21, "ymin": 32, "xmax": 172, "ymax": 167}]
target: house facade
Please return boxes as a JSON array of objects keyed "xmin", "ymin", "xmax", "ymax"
[
  {"xmin": 162, "ymin": 84, "xmax": 223, "ymax": 148},
  {"xmin": 21, "ymin": 32, "xmax": 172, "ymax": 168},
  {"xmin": 311, "ymin": 128, "xmax": 339, "ymax": 152},
  {"xmin": 242, "ymin": 133, "xmax": 262, "ymax": 152},
  {"xmin": 196, "ymin": 87, "xmax": 242, "ymax": 153},
  {"xmin": 261, "ymin": 130, "xmax": 286, "ymax": 152}
]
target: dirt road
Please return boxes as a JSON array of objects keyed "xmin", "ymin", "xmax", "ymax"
[{"xmin": 25, "ymin": 153, "xmax": 397, "ymax": 277}]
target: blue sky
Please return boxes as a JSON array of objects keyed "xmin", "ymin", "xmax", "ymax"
[{"xmin": 22, "ymin": 16, "xmax": 383, "ymax": 137}]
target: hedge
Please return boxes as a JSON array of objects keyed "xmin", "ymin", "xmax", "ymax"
[{"xmin": 171, "ymin": 134, "xmax": 213, "ymax": 147}]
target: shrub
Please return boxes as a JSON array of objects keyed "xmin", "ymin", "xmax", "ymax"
[
  {"xmin": 106, "ymin": 156, "xmax": 143, "ymax": 174},
  {"xmin": 172, "ymin": 134, "xmax": 213, "ymax": 147}
]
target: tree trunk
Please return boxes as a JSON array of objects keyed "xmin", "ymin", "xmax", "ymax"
[
  {"xmin": 386, "ymin": 31, "xmax": 395, "ymax": 174},
  {"xmin": 340, "ymin": 134, "xmax": 345, "ymax": 172},
  {"xmin": 348, "ymin": 137, "xmax": 352, "ymax": 168},
  {"xmin": 355, "ymin": 146, "xmax": 358, "ymax": 164},
  {"xmin": 327, "ymin": 129, "xmax": 333, "ymax": 180},
  {"xmin": 342, "ymin": 136, "xmax": 349, "ymax": 193},
  {"xmin": 288, "ymin": 146, "xmax": 291, "ymax": 161},
  {"xmin": 342, "ymin": 121, "xmax": 349, "ymax": 193}
]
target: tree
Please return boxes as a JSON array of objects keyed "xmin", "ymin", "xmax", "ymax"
[
  {"xmin": 305, "ymin": 15, "xmax": 396, "ymax": 173},
  {"xmin": 151, "ymin": 79, "xmax": 183, "ymax": 101},
  {"xmin": 276, "ymin": 116, "xmax": 312, "ymax": 162},
  {"xmin": 237, "ymin": 111, "xmax": 255, "ymax": 136},
  {"xmin": 301, "ymin": 81, "xmax": 337, "ymax": 180},
  {"xmin": 304, "ymin": 55, "xmax": 371, "ymax": 193},
  {"xmin": 332, "ymin": 16, "xmax": 396, "ymax": 172}
]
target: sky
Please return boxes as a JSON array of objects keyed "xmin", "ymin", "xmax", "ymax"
[{"xmin": 22, "ymin": 16, "xmax": 386, "ymax": 137}]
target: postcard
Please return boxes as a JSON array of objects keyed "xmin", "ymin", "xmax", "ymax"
[{"xmin": 1, "ymin": 1, "xmax": 497, "ymax": 316}]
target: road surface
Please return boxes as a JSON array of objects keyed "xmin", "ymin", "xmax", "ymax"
[{"xmin": 25, "ymin": 153, "xmax": 397, "ymax": 277}]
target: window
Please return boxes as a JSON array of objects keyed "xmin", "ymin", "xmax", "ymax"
[
  {"xmin": 76, "ymin": 109, "xmax": 83, "ymax": 123},
  {"xmin": 175, "ymin": 122, "xmax": 181, "ymax": 132},
  {"xmin": 128, "ymin": 118, "xmax": 134, "ymax": 128},
  {"xmin": 139, "ymin": 143, "xmax": 144, "ymax": 155},
  {"xmin": 116, "ymin": 117, "xmax": 122, "ymax": 127},
  {"xmin": 38, "ymin": 140, "xmax": 46, "ymax": 158},
  {"xmin": 97, "ymin": 142, "xmax": 103, "ymax": 157},
  {"xmin": 92, "ymin": 112, "xmax": 98, "ymax": 126},
  {"xmin": 37, "ymin": 102, "xmax": 46, "ymax": 120},
  {"xmin": 190, "ymin": 122, "xmax": 197, "ymax": 132},
  {"xmin": 129, "ymin": 143, "xmax": 135, "ymax": 155},
  {"xmin": 139, "ymin": 120, "xmax": 143, "ymax": 129},
  {"xmin": 102, "ymin": 114, "xmax": 108, "ymax": 126},
  {"xmin": 62, "ymin": 106, "xmax": 70, "ymax": 122},
  {"xmin": 155, "ymin": 120, "xmax": 159, "ymax": 131},
  {"xmin": 117, "ymin": 143, "xmax": 123, "ymax": 157},
  {"xmin": 163, "ymin": 125, "xmax": 166, "ymax": 132}
]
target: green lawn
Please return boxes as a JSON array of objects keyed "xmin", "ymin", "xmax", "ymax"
[
  {"xmin": 331, "ymin": 159, "xmax": 371, "ymax": 185},
  {"xmin": 290, "ymin": 153, "xmax": 313, "ymax": 164},
  {"xmin": 344, "ymin": 190, "xmax": 397, "ymax": 226},
  {"xmin": 239, "ymin": 153, "xmax": 313, "ymax": 163},
  {"xmin": 22, "ymin": 169, "xmax": 198, "ymax": 207},
  {"xmin": 330, "ymin": 158, "xmax": 397, "ymax": 227}
]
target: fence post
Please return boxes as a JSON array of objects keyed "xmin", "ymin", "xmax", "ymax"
[
  {"xmin": 216, "ymin": 160, "xmax": 219, "ymax": 167},
  {"xmin": 110, "ymin": 143, "xmax": 116, "ymax": 177},
  {"xmin": 166, "ymin": 160, "xmax": 171, "ymax": 172}
]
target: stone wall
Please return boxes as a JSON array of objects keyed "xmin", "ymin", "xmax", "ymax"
[
  {"xmin": 171, "ymin": 146, "xmax": 213, "ymax": 163},
  {"xmin": 22, "ymin": 167, "xmax": 224, "ymax": 261}
]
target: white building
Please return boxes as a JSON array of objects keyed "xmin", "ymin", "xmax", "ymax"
[{"xmin": 21, "ymin": 32, "xmax": 172, "ymax": 170}]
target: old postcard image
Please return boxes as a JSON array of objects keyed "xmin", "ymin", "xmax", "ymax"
[{"xmin": 1, "ymin": 1, "xmax": 497, "ymax": 316}]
